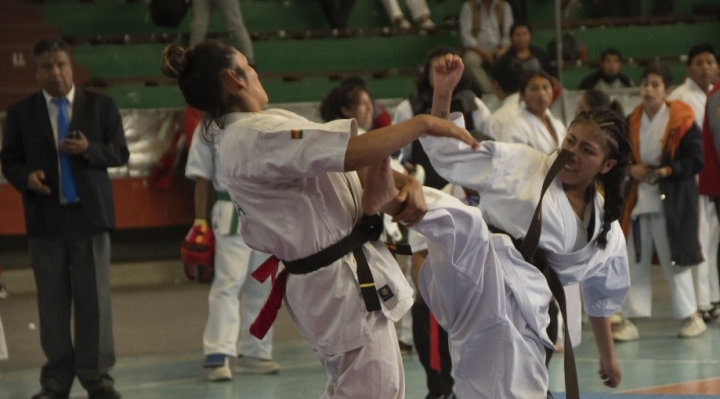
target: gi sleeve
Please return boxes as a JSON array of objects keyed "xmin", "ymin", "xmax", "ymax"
[
  {"xmin": 185, "ymin": 124, "xmax": 214, "ymax": 181},
  {"xmin": 244, "ymin": 117, "xmax": 357, "ymax": 180},
  {"xmin": 419, "ymin": 113, "xmax": 497, "ymax": 193},
  {"xmin": 472, "ymin": 97, "xmax": 496, "ymax": 140},
  {"xmin": 580, "ymin": 231, "xmax": 631, "ymax": 317}
]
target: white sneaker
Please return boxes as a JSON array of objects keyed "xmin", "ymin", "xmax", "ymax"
[
  {"xmin": 678, "ymin": 313, "xmax": 707, "ymax": 338},
  {"xmin": 418, "ymin": 19, "xmax": 435, "ymax": 30},
  {"xmin": 207, "ymin": 357, "xmax": 232, "ymax": 381},
  {"xmin": 612, "ymin": 317, "xmax": 639, "ymax": 342},
  {"xmin": 233, "ymin": 356, "xmax": 280, "ymax": 374}
]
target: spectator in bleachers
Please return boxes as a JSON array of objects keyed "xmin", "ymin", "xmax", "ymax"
[
  {"xmin": 0, "ymin": 38, "xmax": 129, "ymax": 399},
  {"xmin": 613, "ymin": 62, "xmax": 706, "ymax": 342},
  {"xmin": 379, "ymin": 0, "xmax": 435, "ymax": 29},
  {"xmin": 669, "ymin": 43, "xmax": 720, "ymax": 323},
  {"xmin": 338, "ymin": 76, "xmax": 393, "ymax": 130},
  {"xmin": 498, "ymin": 22, "xmax": 554, "ymax": 77},
  {"xmin": 495, "ymin": 70, "xmax": 566, "ymax": 155},
  {"xmin": 489, "ymin": 56, "xmax": 524, "ymax": 136},
  {"xmin": 574, "ymin": 89, "xmax": 625, "ymax": 119},
  {"xmin": 459, "ymin": 0, "xmax": 514, "ymax": 94},
  {"xmin": 318, "ymin": 0, "xmax": 356, "ymax": 29},
  {"xmin": 190, "ymin": 0, "xmax": 255, "ymax": 65},
  {"xmin": 578, "ymin": 48, "xmax": 634, "ymax": 90}
]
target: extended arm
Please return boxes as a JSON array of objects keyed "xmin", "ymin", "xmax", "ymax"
[{"xmin": 589, "ymin": 316, "xmax": 622, "ymax": 388}]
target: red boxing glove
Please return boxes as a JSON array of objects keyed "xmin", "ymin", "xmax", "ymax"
[{"xmin": 181, "ymin": 220, "xmax": 215, "ymax": 283}]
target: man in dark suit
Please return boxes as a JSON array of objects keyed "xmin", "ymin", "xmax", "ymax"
[{"xmin": 0, "ymin": 38, "xmax": 129, "ymax": 399}]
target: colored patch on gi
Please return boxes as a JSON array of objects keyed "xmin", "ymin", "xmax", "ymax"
[
  {"xmin": 377, "ymin": 284, "xmax": 394, "ymax": 302},
  {"xmin": 290, "ymin": 129, "xmax": 303, "ymax": 139}
]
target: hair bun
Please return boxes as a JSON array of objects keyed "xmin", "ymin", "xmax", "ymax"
[{"xmin": 161, "ymin": 44, "xmax": 188, "ymax": 80}]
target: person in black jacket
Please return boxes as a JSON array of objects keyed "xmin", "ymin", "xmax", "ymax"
[
  {"xmin": 499, "ymin": 22, "xmax": 555, "ymax": 77},
  {"xmin": 579, "ymin": 48, "xmax": 634, "ymax": 90},
  {"xmin": 0, "ymin": 38, "xmax": 129, "ymax": 399}
]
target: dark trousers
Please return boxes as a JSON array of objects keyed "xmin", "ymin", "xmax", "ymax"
[
  {"xmin": 28, "ymin": 206, "xmax": 115, "ymax": 395},
  {"xmin": 317, "ymin": 0, "xmax": 356, "ymax": 29},
  {"xmin": 412, "ymin": 302, "xmax": 454, "ymax": 397}
]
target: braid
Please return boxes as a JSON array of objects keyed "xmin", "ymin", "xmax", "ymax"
[{"xmin": 569, "ymin": 108, "xmax": 631, "ymax": 249}]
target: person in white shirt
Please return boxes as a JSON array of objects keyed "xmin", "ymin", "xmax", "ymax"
[
  {"xmin": 490, "ymin": 56, "xmax": 524, "ymax": 138},
  {"xmin": 161, "ymin": 40, "xmax": 477, "ymax": 399},
  {"xmin": 496, "ymin": 69, "xmax": 566, "ymax": 155},
  {"xmin": 459, "ymin": 0, "xmax": 514, "ymax": 93},
  {"xmin": 669, "ymin": 43, "xmax": 720, "ymax": 322},
  {"xmin": 406, "ymin": 106, "xmax": 631, "ymax": 398},
  {"xmin": 613, "ymin": 63, "xmax": 707, "ymax": 341},
  {"xmin": 184, "ymin": 123, "xmax": 279, "ymax": 381}
]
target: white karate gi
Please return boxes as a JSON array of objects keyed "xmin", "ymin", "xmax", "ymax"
[
  {"xmin": 495, "ymin": 106, "xmax": 567, "ymax": 156},
  {"xmin": 217, "ymin": 109, "xmax": 413, "ymax": 399},
  {"xmin": 621, "ymin": 104, "xmax": 698, "ymax": 320},
  {"xmin": 669, "ymin": 78, "xmax": 719, "ymax": 309},
  {"xmin": 490, "ymin": 92, "xmax": 522, "ymax": 139},
  {"xmin": 393, "ymin": 96, "xmax": 494, "ymax": 140},
  {"xmin": 0, "ymin": 314, "xmax": 7, "ymax": 361},
  {"xmin": 185, "ymin": 126, "xmax": 274, "ymax": 360},
  {"xmin": 419, "ymin": 118, "xmax": 630, "ymax": 398}
]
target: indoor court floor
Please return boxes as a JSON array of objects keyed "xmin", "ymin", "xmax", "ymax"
[{"xmin": 0, "ymin": 266, "xmax": 719, "ymax": 399}]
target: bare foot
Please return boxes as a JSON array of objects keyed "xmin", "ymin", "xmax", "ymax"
[{"xmin": 362, "ymin": 157, "xmax": 400, "ymax": 215}]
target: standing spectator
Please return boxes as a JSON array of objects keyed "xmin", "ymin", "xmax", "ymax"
[
  {"xmin": 698, "ymin": 81, "xmax": 720, "ymax": 322},
  {"xmin": 460, "ymin": 0, "xmax": 514, "ymax": 94},
  {"xmin": 190, "ymin": 0, "xmax": 255, "ymax": 65},
  {"xmin": 379, "ymin": 0, "xmax": 435, "ymax": 29},
  {"xmin": 499, "ymin": 22, "xmax": 554, "ymax": 77},
  {"xmin": 0, "ymin": 38, "xmax": 128, "ymax": 399},
  {"xmin": 489, "ymin": 56, "xmax": 524, "ymax": 136},
  {"xmin": 579, "ymin": 48, "xmax": 634, "ymax": 90},
  {"xmin": 669, "ymin": 43, "xmax": 720, "ymax": 322},
  {"xmin": 613, "ymin": 63, "xmax": 706, "ymax": 341},
  {"xmin": 184, "ymin": 122, "xmax": 280, "ymax": 381}
]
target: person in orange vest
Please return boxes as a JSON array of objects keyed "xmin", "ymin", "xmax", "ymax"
[{"xmin": 613, "ymin": 62, "xmax": 707, "ymax": 341}]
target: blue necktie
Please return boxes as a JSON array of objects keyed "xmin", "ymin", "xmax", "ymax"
[{"xmin": 53, "ymin": 97, "xmax": 79, "ymax": 203}]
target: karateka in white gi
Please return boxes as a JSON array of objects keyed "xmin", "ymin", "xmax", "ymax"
[
  {"xmin": 162, "ymin": 41, "xmax": 479, "ymax": 399},
  {"xmin": 185, "ymin": 123, "xmax": 279, "ymax": 380},
  {"xmin": 403, "ymin": 60, "xmax": 629, "ymax": 397}
]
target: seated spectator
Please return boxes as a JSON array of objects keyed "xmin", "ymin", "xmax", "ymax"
[
  {"xmin": 490, "ymin": 56, "xmax": 524, "ymax": 135},
  {"xmin": 338, "ymin": 76, "xmax": 393, "ymax": 129},
  {"xmin": 495, "ymin": 70, "xmax": 566, "ymax": 155},
  {"xmin": 318, "ymin": 0, "xmax": 356, "ymax": 29},
  {"xmin": 190, "ymin": 0, "xmax": 254, "ymax": 65},
  {"xmin": 499, "ymin": 22, "xmax": 554, "ymax": 77},
  {"xmin": 574, "ymin": 89, "xmax": 625, "ymax": 118},
  {"xmin": 579, "ymin": 48, "xmax": 634, "ymax": 90},
  {"xmin": 379, "ymin": 0, "xmax": 435, "ymax": 29},
  {"xmin": 319, "ymin": 81, "xmax": 374, "ymax": 131},
  {"xmin": 460, "ymin": 0, "xmax": 514, "ymax": 94}
]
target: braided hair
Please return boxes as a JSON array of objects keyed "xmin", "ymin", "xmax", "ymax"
[{"xmin": 569, "ymin": 108, "xmax": 631, "ymax": 249}]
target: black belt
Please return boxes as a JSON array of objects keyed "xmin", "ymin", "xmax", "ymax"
[
  {"xmin": 489, "ymin": 149, "xmax": 579, "ymax": 399},
  {"xmin": 283, "ymin": 213, "xmax": 385, "ymax": 312}
]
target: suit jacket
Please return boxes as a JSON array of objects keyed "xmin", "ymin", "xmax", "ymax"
[{"xmin": 1, "ymin": 88, "xmax": 129, "ymax": 238}]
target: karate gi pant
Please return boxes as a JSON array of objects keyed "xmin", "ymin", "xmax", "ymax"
[
  {"xmin": 398, "ymin": 260, "xmax": 415, "ymax": 347},
  {"xmin": 0, "ymin": 313, "xmax": 7, "ymax": 360},
  {"xmin": 379, "ymin": 0, "xmax": 430, "ymax": 21},
  {"xmin": 621, "ymin": 213, "xmax": 697, "ymax": 320},
  {"xmin": 203, "ymin": 233, "xmax": 273, "ymax": 360},
  {"xmin": 313, "ymin": 310, "xmax": 405, "ymax": 399},
  {"xmin": 696, "ymin": 196, "xmax": 720, "ymax": 309}
]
